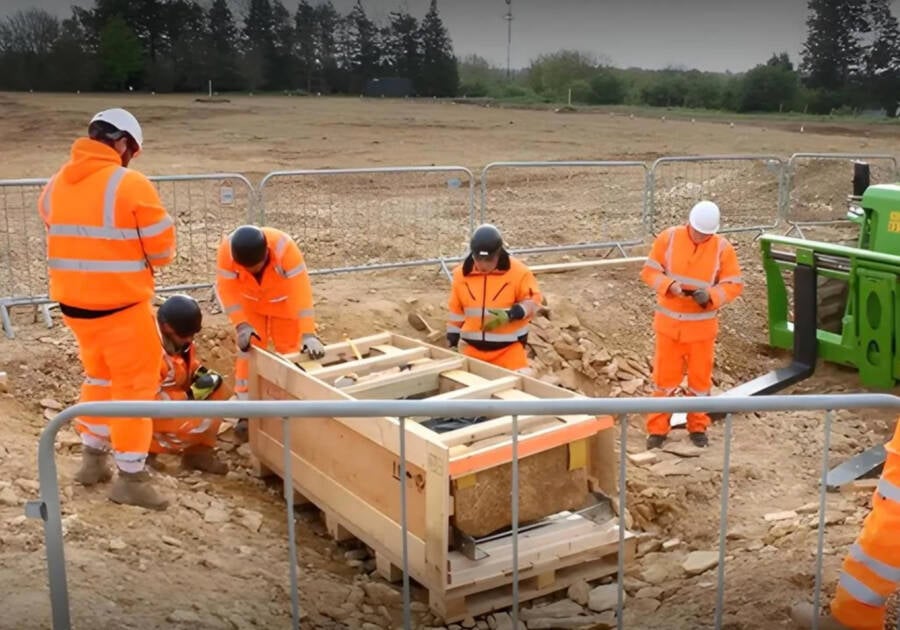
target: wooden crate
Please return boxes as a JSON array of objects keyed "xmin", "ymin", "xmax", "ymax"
[{"xmin": 247, "ymin": 332, "xmax": 636, "ymax": 622}]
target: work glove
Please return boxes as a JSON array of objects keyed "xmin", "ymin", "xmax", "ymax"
[
  {"xmin": 190, "ymin": 367, "xmax": 223, "ymax": 400},
  {"xmin": 692, "ymin": 287, "xmax": 711, "ymax": 307},
  {"xmin": 483, "ymin": 308, "xmax": 510, "ymax": 331},
  {"xmin": 236, "ymin": 322, "xmax": 260, "ymax": 351},
  {"xmin": 302, "ymin": 334, "xmax": 325, "ymax": 359},
  {"xmin": 667, "ymin": 281, "xmax": 684, "ymax": 297}
]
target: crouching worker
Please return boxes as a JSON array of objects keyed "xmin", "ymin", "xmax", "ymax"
[{"xmin": 149, "ymin": 294, "xmax": 230, "ymax": 475}]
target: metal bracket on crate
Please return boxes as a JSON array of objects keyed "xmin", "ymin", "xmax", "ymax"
[{"xmin": 451, "ymin": 492, "xmax": 615, "ymax": 561}]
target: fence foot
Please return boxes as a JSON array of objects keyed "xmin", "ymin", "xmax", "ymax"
[{"xmin": 0, "ymin": 304, "xmax": 13, "ymax": 339}]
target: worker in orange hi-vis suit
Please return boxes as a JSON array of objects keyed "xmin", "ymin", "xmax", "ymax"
[
  {"xmin": 446, "ymin": 223, "xmax": 542, "ymax": 374},
  {"xmin": 639, "ymin": 200, "xmax": 744, "ymax": 450},
  {"xmin": 791, "ymin": 419, "xmax": 900, "ymax": 630},
  {"xmin": 146, "ymin": 295, "xmax": 230, "ymax": 475},
  {"xmin": 38, "ymin": 108, "xmax": 175, "ymax": 511},
  {"xmin": 215, "ymin": 225, "xmax": 325, "ymax": 442}
]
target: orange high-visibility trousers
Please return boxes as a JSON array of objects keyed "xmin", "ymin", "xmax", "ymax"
[
  {"xmin": 829, "ymin": 419, "xmax": 900, "ymax": 630},
  {"xmin": 150, "ymin": 385, "xmax": 231, "ymax": 454},
  {"xmin": 234, "ymin": 311, "xmax": 301, "ymax": 400},
  {"xmin": 646, "ymin": 333, "xmax": 715, "ymax": 435},
  {"xmin": 68, "ymin": 301, "xmax": 162, "ymax": 473},
  {"xmin": 461, "ymin": 341, "xmax": 529, "ymax": 372}
]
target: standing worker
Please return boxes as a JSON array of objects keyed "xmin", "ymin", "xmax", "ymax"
[
  {"xmin": 639, "ymin": 200, "xmax": 743, "ymax": 450},
  {"xmin": 149, "ymin": 294, "xmax": 230, "ymax": 475},
  {"xmin": 215, "ymin": 225, "xmax": 325, "ymax": 440},
  {"xmin": 39, "ymin": 108, "xmax": 176, "ymax": 510},
  {"xmin": 446, "ymin": 223, "xmax": 541, "ymax": 374}
]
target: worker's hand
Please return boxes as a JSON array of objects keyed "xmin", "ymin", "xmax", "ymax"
[
  {"xmin": 302, "ymin": 334, "xmax": 325, "ymax": 360},
  {"xmin": 190, "ymin": 368, "xmax": 223, "ymax": 400},
  {"xmin": 236, "ymin": 322, "xmax": 260, "ymax": 351},
  {"xmin": 483, "ymin": 308, "xmax": 510, "ymax": 331},
  {"xmin": 668, "ymin": 281, "xmax": 684, "ymax": 297},
  {"xmin": 692, "ymin": 287, "xmax": 711, "ymax": 307}
]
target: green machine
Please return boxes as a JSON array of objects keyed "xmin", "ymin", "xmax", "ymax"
[{"xmin": 757, "ymin": 162, "xmax": 900, "ymax": 487}]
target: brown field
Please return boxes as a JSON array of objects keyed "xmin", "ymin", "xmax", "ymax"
[{"xmin": 1, "ymin": 91, "xmax": 899, "ymax": 630}]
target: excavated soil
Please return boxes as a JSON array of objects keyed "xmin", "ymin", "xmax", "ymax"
[{"xmin": 1, "ymin": 92, "xmax": 899, "ymax": 629}]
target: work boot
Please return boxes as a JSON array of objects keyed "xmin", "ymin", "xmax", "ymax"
[
  {"xmin": 234, "ymin": 418, "xmax": 249, "ymax": 443},
  {"xmin": 646, "ymin": 434, "xmax": 666, "ymax": 450},
  {"xmin": 146, "ymin": 453, "xmax": 168, "ymax": 473},
  {"xmin": 109, "ymin": 470, "xmax": 170, "ymax": 511},
  {"xmin": 181, "ymin": 447, "xmax": 228, "ymax": 475},
  {"xmin": 74, "ymin": 446, "xmax": 113, "ymax": 486},
  {"xmin": 689, "ymin": 432, "xmax": 709, "ymax": 448},
  {"xmin": 789, "ymin": 602, "xmax": 851, "ymax": 630}
]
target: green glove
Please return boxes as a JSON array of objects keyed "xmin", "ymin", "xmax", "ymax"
[
  {"xmin": 190, "ymin": 367, "xmax": 223, "ymax": 400},
  {"xmin": 483, "ymin": 308, "xmax": 510, "ymax": 331}
]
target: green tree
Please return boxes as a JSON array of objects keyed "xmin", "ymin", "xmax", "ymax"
[
  {"xmin": 738, "ymin": 53, "xmax": 800, "ymax": 112},
  {"xmin": 417, "ymin": 0, "xmax": 458, "ymax": 97},
  {"xmin": 383, "ymin": 9, "xmax": 420, "ymax": 81},
  {"xmin": 862, "ymin": 0, "xmax": 900, "ymax": 115},
  {"xmin": 294, "ymin": 0, "xmax": 317, "ymax": 92},
  {"xmin": 801, "ymin": 0, "xmax": 868, "ymax": 91},
  {"xmin": 207, "ymin": 0, "xmax": 242, "ymax": 91},
  {"xmin": 527, "ymin": 50, "xmax": 598, "ymax": 99},
  {"xmin": 98, "ymin": 15, "xmax": 142, "ymax": 90},
  {"xmin": 588, "ymin": 68, "xmax": 625, "ymax": 104}
]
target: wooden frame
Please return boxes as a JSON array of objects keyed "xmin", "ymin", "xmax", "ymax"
[{"xmin": 248, "ymin": 332, "xmax": 635, "ymax": 622}]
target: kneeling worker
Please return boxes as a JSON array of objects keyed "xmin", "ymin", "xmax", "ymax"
[
  {"xmin": 149, "ymin": 294, "xmax": 230, "ymax": 475},
  {"xmin": 446, "ymin": 223, "xmax": 541, "ymax": 373}
]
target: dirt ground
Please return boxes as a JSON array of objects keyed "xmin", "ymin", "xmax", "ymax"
[{"xmin": 1, "ymin": 92, "xmax": 899, "ymax": 629}]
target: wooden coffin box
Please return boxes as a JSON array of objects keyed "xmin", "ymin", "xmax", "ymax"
[{"xmin": 247, "ymin": 332, "xmax": 636, "ymax": 621}]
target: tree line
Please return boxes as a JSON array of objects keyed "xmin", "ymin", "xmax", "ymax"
[
  {"xmin": 0, "ymin": 0, "xmax": 459, "ymax": 97},
  {"xmin": 459, "ymin": 0, "xmax": 900, "ymax": 116}
]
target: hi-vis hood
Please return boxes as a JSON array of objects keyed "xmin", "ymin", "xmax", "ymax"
[{"xmin": 58, "ymin": 138, "xmax": 123, "ymax": 185}]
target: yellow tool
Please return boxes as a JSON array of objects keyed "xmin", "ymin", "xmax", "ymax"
[{"xmin": 343, "ymin": 334, "xmax": 363, "ymax": 361}]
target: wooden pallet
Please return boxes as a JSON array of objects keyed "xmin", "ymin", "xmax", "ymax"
[{"xmin": 246, "ymin": 332, "xmax": 636, "ymax": 623}]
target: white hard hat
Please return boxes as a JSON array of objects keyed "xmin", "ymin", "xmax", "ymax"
[
  {"xmin": 688, "ymin": 200, "xmax": 720, "ymax": 235},
  {"xmin": 89, "ymin": 108, "xmax": 143, "ymax": 151}
]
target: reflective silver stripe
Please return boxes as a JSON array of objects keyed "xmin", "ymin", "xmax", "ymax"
[
  {"xmin": 275, "ymin": 235, "xmax": 288, "ymax": 256},
  {"xmin": 712, "ymin": 286, "xmax": 727, "ymax": 304},
  {"xmin": 147, "ymin": 249, "xmax": 173, "ymax": 262},
  {"xmin": 838, "ymin": 572, "xmax": 886, "ymax": 607},
  {"xmin": 464, "ymin": 307, "xmax": 483, "ymax": 317},
  {"xmin": 517, "ymin": 299, "xmax": 539, "ymax": 316},
  {"xmin": 298, "ymin": 309, "xmax": 315, "ymax": 318},
  {"xmin": 75, "ymin": 419, "xmax": 110, "ymax": 437},
  {"xmin": 49, "ymin": 216, "xmax": 175, "ymax": 240},
  {"xmin": 710, "ymin": 236, "xmax": 726, "ymax": 284},
  {"xmin": 48, "ymin": 258, "xmax": 147, "ymax": 272},
  {"xmin": 236, "ymin": 392, "xmax": 249, "ymax": 400},
  {"xmin": 663, "ymin": 227, "xmax": 676, "ymax": 272},
  {"xmin": 41, "ymin": 176, "xmax": 55, "ymax": 221},
  {"xmin": 460, "ymin": 328, "xmax": 528, "ymax": 343},
  {"xmin": 154, "ymin": 434, "xmax": 181, "ymax": 450},
  {"xmin": 283, "ymin": 263, "xmax": 307, "ymax": 278},
  {"xmin": 849, "ymin": 543, "xmax": 900, "ymax": 582},
  {"xmin": 446, "ymin": 325, "xmax": 461, "ymax": 333},
  {"xmin": 651, "ymin": 275, "xmax": 666, "ymax": 290},
  {"xmin": 241, "ymin": 293, "xmax": 259, "ymax": 301},
  {"xmin": 237, "ymin": 351, "xmax": 251, "ymax": 359},
  {"xmin": 188, "ymin": 418, "xmax": 214, "ymax": 434},
  {"xmin": 655, "ymin": 305, "xmax": 718, "ymax": 321},
  {"xmin": 643, "ymin": 259, "xmax": 663, "ymax": 271},
  {"xmin": 217, "ymin": 269, "xmax": 238, "ymax": 279},
  {"xmin": 448, "ymin": 312, "xmax": 465, "ymax": 322},
  {"xmin": 84, "ymin": 376, "xmax": 112, "ymax": 387},
  {"xmin": 103, "ymin": 167, "xmax": 128, "ymax": 227},
  {"xmin": 224, "ymin": 304, "xmax": 241, "ymax": 315},
  {"xmin": 114, "ymin": 451, "xmax": 146, "ymax": 462},
  {"xmin": 669, "ymin": 273, "xmax": 710, "ymax": 288},
  {"xmin": 160, "ymin": 353, "xmax": 176, "ymax": 388},
  {"xmin": 687, "ymin": 388, "xmax": 710, "ymax": 396},
  {"xmin": 235, "ymin": 379, "xmax": 249, "ymax": 389},
  {"xmin": 877, "ymin": 478, "xmax": 900, "ymax": 502},
  {"xmin": 719, "ymin": 275, "xmax": 743, "ymax": 284},
  {"xmin": 270, "ymin": 295, "xmax": 288, "ymax": 303},
  {"xmin": 158, "ymin": 390, "xmax": 172, "ymax": 400},
  {"xmin": 140, "ymin": 216, "xmax": 174, "ymax": 238}
]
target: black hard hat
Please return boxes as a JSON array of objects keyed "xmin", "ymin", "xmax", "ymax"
[
  {"xmin": 157, "ymin": 294, "xmax": 202, "ymax": 336},
  {"xmin": 470, "ymin": 223, "xmax": 503, "ymax": 258},
  {"xmin": 230, "ymin": 225, "xmax": 267, "ymax": 267}
]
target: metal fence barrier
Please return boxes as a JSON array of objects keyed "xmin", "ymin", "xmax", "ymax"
[
  {"xmin": 256, "ymin": 166, "xmax": 476, "ymax": 276},
  {"xmin": 479, "ymin": 161, "xmax": 650, "ymax": 261},
  {"xmin": 782, "ymin": 153, "xmax": 899, "ymax": 241},
  {"xmin": 647, "ymin": 155, "xmax": 786, "ymax": 237},
  {"xmin": 0, "ymin": 173, "xmax": 255, "ymax": 339},
  {"xmin": 25, "ymin": 393, "xmax": 900, "ymax": 630}
]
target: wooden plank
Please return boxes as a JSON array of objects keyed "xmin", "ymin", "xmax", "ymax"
[
  {"xmin": 440, "ymin": 369, "xmax": 490, "ymax": 388},
  {"xmin": 425, "ymin": 443, "xmax": 450, "ymax": 592},
  {"xmin": 311, "ymin": 347, "xmax": 431, "ymax": 381},
  {"xmin": 530, "ymin": 257, "xmax": 647, "ymax": 274},
  {"xmin": 280, "ymin": 331, "xmax": 392, "ymax": 363},
  {"xmin": 343, "ymin": 358, "xmax": 466, "ymax": 400},
  {"xmin": 428, "ymin": 376, "xmax": 522, "ymax": 402},
  {"xmin": 370, "ymin": 344, "xmax": 405, "ymax": 356}
]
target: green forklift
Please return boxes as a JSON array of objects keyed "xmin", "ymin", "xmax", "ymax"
[{"xmin": 755, "ymin": 162, "xmax": 900, "ymax": 488}]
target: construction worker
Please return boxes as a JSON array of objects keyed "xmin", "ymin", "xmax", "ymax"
[
  {"xmin": 446, "ymin": 223, "xmax": 541, "ymax": 374},
  {"xmin": 39, "ymin": 107, "xmax": 175, "ymax": 511},
  {"xmin": 791, "ymin": 419, "xmax": 900, "ymax": 630},
  {"xmin": 147, "ymin": 294, "xmax": 230, "ymax": 475},
  {"xmin": 215, "ymin": 225, "xmax": 325, "ymax": 441},
  {"xmin": 639, "ymin": 200, "xmax": 743, "ymax": 450}
]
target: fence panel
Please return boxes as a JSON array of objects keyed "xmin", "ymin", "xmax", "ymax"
[
  {"xmin": 23, "ymin": 393, "xmax": 900, "ymax": 630},
  {"xmin": 479, "ymin": 161, "xmax": 648, "ymax": 260},
  {"xmin": 784, "ymin": 152, "xmax": 899, "ymax": 241},
  {"xmin": 256, "ymin": 166, "xmax": 475, "ymax": 275},
  {"xmin": 648, "ymin": 155, "xmax": 785, "ymax": 236},
  {"xmin": 0, "ymin": 173, "xmax": 254, "ymax": 338}
]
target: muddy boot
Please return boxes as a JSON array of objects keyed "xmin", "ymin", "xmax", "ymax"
[
  {"xmin": 74, "ymin": 446, "xmax": 113, "ymax": 486},
  {"xmin": 646, "ymin": 434, "xmax": 666, "ymax": 450},
  {"xmin": 181, "ymin": 447, "xmax": 228, "ymax": 475},
  {"xmin": 109, "ymin": 470, "xmax": 170, "ymax": 511},
  {"xmin": 146, "ymin": 454, "xmax": 168, "ymax": 473},
  {"xmin": 789, "ymin": 603, "xmax": 851, "ymax": 630},
  {"xmin": 234, "ymin": 418, "xmax": 249, "ymax": 443},
  {"xmin": 689, "ymin": 432, "xmax": 709, "ymax": 448}
]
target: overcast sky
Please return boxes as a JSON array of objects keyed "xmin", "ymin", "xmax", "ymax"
[{"xmin": 0, "ymin": 0, "xmax": 844, "ymax": 73}]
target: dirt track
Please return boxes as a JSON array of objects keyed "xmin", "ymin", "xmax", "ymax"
[{"xmin": 1, "ymin": 92, "xmax": 898, "ymax": 629}]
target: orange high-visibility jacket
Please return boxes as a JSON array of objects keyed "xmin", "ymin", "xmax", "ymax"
[
  {"xmin": 830, "ymin": 419, "xmax": 900, "ymax": 630},
  {"xmin": 215, "ymin": 227, "xmax": 315, "ymax": 335},
  {"xmin": 640, "ymin": 225, "xmax": 743, "ymax": 343},
  {"xmin": 38, "ymin": 138, "xmax": 175, "ymax": 311},
  {"xmin": 447, "ymin": 252, "xmax": 541, "ymax": 351},
  {"xmin": 158, "ymin": 343, "xmax": 201, "ymax": 401}
]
